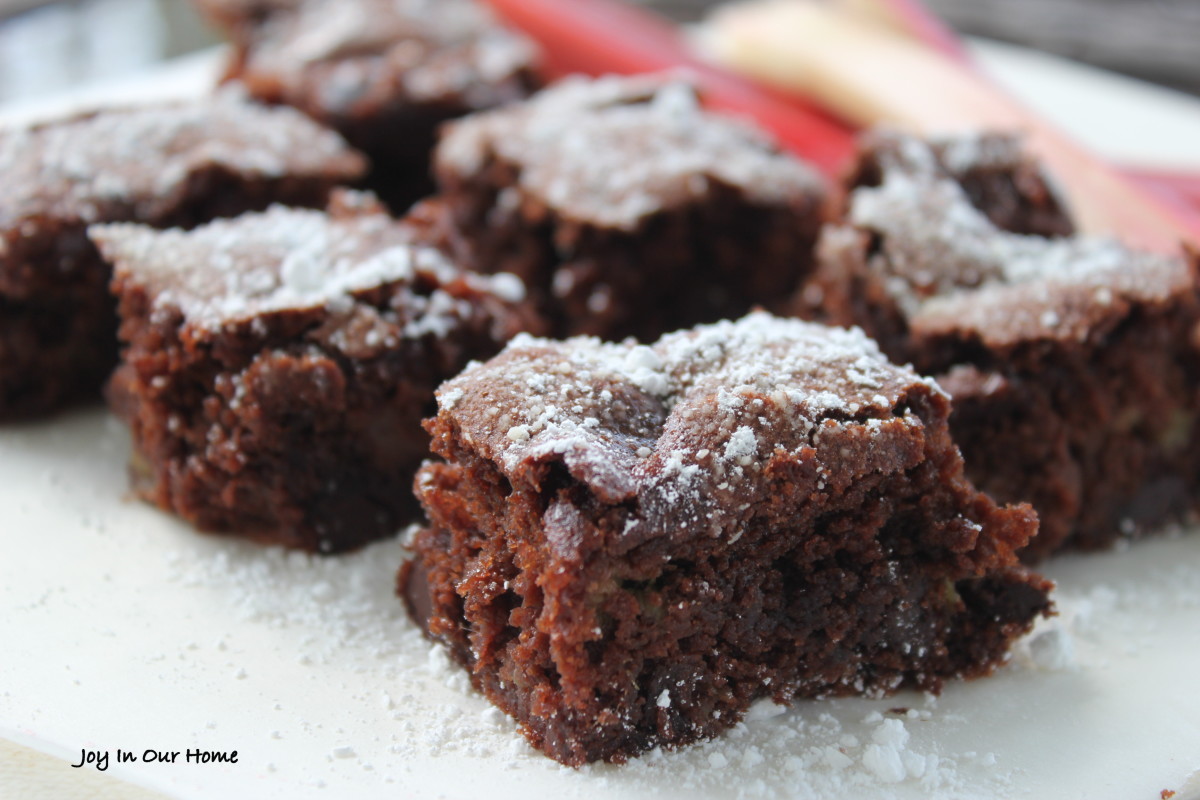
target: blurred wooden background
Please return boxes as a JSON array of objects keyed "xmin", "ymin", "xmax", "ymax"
[{"xmin": 0, "ymin": 0, "xmax": 1197, "ymax": 101}]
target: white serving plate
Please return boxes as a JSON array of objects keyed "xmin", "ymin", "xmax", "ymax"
[{"xmin": 2, "ymin": 41, "xmax": 1200, "ymax": 800}]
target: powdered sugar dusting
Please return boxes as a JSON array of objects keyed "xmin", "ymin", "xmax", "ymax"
[
  {"xmin": 5, "ymin": 407, "xmax": 1199, "ymax": 797},
  {"xmin": 0, "ymin": 88, "xmax": 363, "ymax": 228},
  {"xmin": 436, "ymin": 312, "xmax": 932, "ymax": 525},
  {"xmin": 722, "ymin": 426, "xmax": 758, "ymax": 465},
  {"xmin": 239, "ymin": 0, "xmax": 537, "ymax": 112},
  {"xmin": 843, "ymin": 131, "xmax": 1189, "ymax": 341},
  {"xmin": 91, "ymin": 200, "xmax": 523, "ymax": 335},
  {"xmin": 934, "ymin": 132, "xmax": 1038, "ymax": 178},
  {"xmin": 437, "ymin": 75, "xmax": 824, "ymax": 231},
  {"xmin": 147, "ymin": 527, "xmax": 1041, "ymax": 799}
]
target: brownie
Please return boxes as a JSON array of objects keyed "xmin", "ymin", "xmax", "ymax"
[
  {"xmin": 0, "ymin": 91, "xmax": 365, "ymax": 420},
  {"xmin": 795, "ymin": 130, "xmax": 1200, "ymax": 559},
  {"xmin": 431, "ymin": 75, "xmax": 828, "ymax": 341},
  {"xmin": 91, "ymin": 191, "xmax": 538, "ymax": 554},
  {"xmin": 400, "ymin": 312, "xmax": 1052, "ymax": 765},
  {"xmin": 198, "ymin": 0, "xmax": 541, "ymax": 210},
  {"xmin": 842, "ymin": 131, "xmax": 1074, "ymax": 239}
]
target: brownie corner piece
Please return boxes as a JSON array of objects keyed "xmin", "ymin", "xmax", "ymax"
[
  {"xmin": 432, "ymin": 75, "xmax": 829, "ymax": 341},
  {"xmin": 91, "ymin": 191, "xmax": 538, "ymax": 553},
  {"xmin": 800, "ymin": 129, "xmax": 1200, "ymax": 558},
  {"xmin": 401, "ymin": 312, "xmax": 1052, "ymax": 765},
  {"xmin": 0, "ymin": 91, "xmax": 365, "ymax": 420}
]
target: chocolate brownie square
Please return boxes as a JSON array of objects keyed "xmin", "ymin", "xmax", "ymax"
[
  {"xmin": 91, "ymin": 191, "xmax": 538, "ymax": 553},
  {"xmin": 198, "ymin": 0, "xmax": 541, "ymax": 210},
  {"xmin": 796, "ymin": 130, "xmax": 1200, "ymax": 559},
  {"xmin": 431, "ymin": 76, "xmax": 828, "ymax": 341},
  {"xmin": 0, "ymin": 91, "xmax": 365, "ymax": 420},
  {"xmin": 400, "ymin": 312, "xmax": 1052, "ymax": 765}
]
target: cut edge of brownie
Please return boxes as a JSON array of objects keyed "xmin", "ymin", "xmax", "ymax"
[
  {"xmin": 401, "ymin": 312, "xmax": 1053, "ymax": 764},
  {"xmin": 796, "ymin": 129, "xmax": 1200, "ymax": 559},
  {"xmin": 431, "ymin": 75, "xmax": 829, "ymax": 341},
  {"xmin": 93, "ymin": 191, "xmax": 539, "ymax": 553},
  {"xmin": 0, "ymin": 92, "xmax": 367, "ymax": 420}
]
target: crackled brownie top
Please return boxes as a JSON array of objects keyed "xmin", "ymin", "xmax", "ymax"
[
  {"xmin": 839, "ymin": 131, "xmax": 1193, "ymax": 348},
  {"xmin": 436, "ymin": 76, "xmax": 826, "ymax": 230},
  {"xmin": 0, "ymin": 90, "xmax": 364, "ymax": 230},
  {"xmin": 433, "ymin": 312, "xmax": 943, "ymax": 531},
  {"xmin": 91, "ymin": 193, "xmax": 525, "ymax": 339},
  {"xmin": 217, "ymin": 0, "xmax": 538, "ymax": 111}
]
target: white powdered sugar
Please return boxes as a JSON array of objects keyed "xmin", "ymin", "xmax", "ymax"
[
  {"xmin": 6, "ymin": 405, "xmax": 1198, "ymax": 799},
  {"xmin": 845, "ymin": 131, "xmax": 1187, "ymax": 332},
  {"xmin": 934, "ymin": 132, "xmax": 1032, "ymax": 177},
  {"xmin": 436, "ymin": 312, "xmax": 931, "ymax": 529},
  {"xmin": 722, "ymin": 426, "xmax": 758, "ymax": 466},
  {"xmin": 0, "ymin": 88, "xmax": 361, "ymax": 228},
  {"xmin": 151, "ymin": 532, "xmax": 1028, "ymax": 799},
  {"xmin": 437, "ymin": 75, "xmax": 824, "ymax": 231},
  {"xmin": 246, "ymin": 0, "xmax": 537, "ymax": 109},
  {"xmin": 91, "ymin": 202, "xmax": 521, "ymax": 334}
]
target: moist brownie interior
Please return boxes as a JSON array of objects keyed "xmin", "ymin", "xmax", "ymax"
[
  {"xmin": 402, "ymin": 312, "xmax": 1052, "ymax": 764},
  {"xmin": 797, "ymin": 130, "xmax": 1200, "ymax": 558},
  {"xmin": 0, "ymin": 91, "xmax": 365, "ymax": 419},
  {"xmin": 92, "ymin": 191, "xmax": 538, "ymax": 552},
  {"xmin": 430, "ymin": 75, "xmax": 828, "ymax": 341}
]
